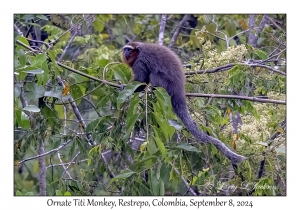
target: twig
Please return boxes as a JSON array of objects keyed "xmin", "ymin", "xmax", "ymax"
[
  {"xmin": 185, "ymin": 62, "xmax": 286, "ymax": 76},
  {"xmin": 38, "ymin": 139, "xmax": 47, "ymax": 195},
  {"xmin": 14, "ymin": 24, "xmax": 23, "ymax": 36},
  {"xmin": 171, "ymin": 162, "xmax": 197, "ymax": 196},
  {"xmin": 158, "ymin": 15, "xmax": 167, "ymax": 46},
  {"xmin": 57, "ymin": 62, "xmax": 122, "ymax": 88},
  {"xmin": 169, "ymin": 14, "xmax": 190, "ymax": 48},
  {"xmin": 58, "ymin": 151, "xmax": 72, "ymax": 179},
  {"xmin": 17, "ymin": 139, "xmax": 72, "ymax": 165},
  {"xmin": 56, "ymin": 76, "xmax": 94, "ymax": 146},
  {"xmin": 186, "ymin": 93, "xmax": 285, "ymax": 105},
  {"xmin": 265, "ymin": 16, "xmax": 282, "ymax": 31},
  {"xmin": 58, "ymin": 29, "xmax": 78, "ymax": 62}
]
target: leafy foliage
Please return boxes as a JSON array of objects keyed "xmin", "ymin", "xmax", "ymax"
[{"xmin": 14, "ymin": 14, "xmax": 286, "ymax": 196}]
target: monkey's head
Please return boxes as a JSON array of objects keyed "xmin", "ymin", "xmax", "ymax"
[{"xmin": 121, "ymin": 42, "xmax": 141, "ymax": 67}]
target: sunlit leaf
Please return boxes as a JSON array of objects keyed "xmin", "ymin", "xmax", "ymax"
[{"xmin": 23, "ymin": 105, "xmax": 40, "ymax": 113}]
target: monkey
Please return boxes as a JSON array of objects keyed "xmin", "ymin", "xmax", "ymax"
[{"xmin": 121, "ymin": 42, "xmax": 246, "ymax": 164}]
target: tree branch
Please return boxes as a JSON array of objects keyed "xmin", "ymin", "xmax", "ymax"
[
  {"xmin": 17, "ymin": 139, "xmax": 72, "ymax": 165},
  {"xmin": 186, "ymin": 93, "xmax": 285, "ymax": 105},
  {"xmin": 185, "ymin": 62, "xmax": 286, "ymax": 76},
  {"xmin": 169, "ymin": 14, "xmax": 190, "ymax": 48},
  {"xmin": 158, "ymin": 15, "xmax": 167, "ymax": 46}
]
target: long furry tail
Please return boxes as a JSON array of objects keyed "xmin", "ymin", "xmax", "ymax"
[{"xmin": 171, "ymin": 96, "xmax": 246, "ymax": 164}]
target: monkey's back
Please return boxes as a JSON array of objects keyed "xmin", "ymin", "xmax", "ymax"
[{"xmin": 136, "ymin": 42, "xmax": 186, "ymax": 97}]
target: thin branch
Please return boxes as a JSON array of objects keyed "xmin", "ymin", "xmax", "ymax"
[
  {"xmin": 158, "ymin": 15, "xmax": 167, "ymax": 46},
  {"xmin": 58, "ymin": 151, "xmax": 72, "ymax": 179},
  {"xmin": 17, "ymin": 139, "xmax": 72, "ymax": 165},
  {"xmin": 38, "ymin": 139, "xmax": 47, "ymax": 195},
  {"xmin": 57, "ymin": 62, "xmax": 122, "ymax": 88},
  {"xmin": 56, "ymin": 76, "xmax": 94, "ymax": 146},
  {"xmin": 185, "ymin": 62, "xmax": 286, "ymax": 76},
  {"xmin": 58, "ymin": 29, "xmax": 78, "ymax": 62},
  {"xmin": 46, "ymin": 157, "xmax": 88, "ymax": 169},
  {"xmin": 171, "ymin": 162, "xmax": 197, "ymax": 196},
  {"xmin": 14, "ymin": 24, "xmax": 23, "ymax": 36},
  {"xmin": 186, "ymin": 93, "xmax": 285, "ymax": 105},
  {"xmin": 265, "ymin": 16, "xmax": 282, "ymax": 31},
  {"xmin": 169, "ymin": 14, "xmax": 190, "ymax": 48}
]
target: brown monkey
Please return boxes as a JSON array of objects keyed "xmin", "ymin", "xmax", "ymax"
[{"xmin": 122, "ymin": 42, "xmax": 245, "ymax": 164}]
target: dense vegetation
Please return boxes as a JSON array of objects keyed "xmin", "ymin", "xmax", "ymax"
[{"xmin": 14, "ymin": 14, "xmax": 286, "ymax": 196}]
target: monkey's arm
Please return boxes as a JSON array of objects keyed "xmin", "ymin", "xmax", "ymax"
[{"xmin": 130, "ymin": 61, "xmax": 150, "ymax": 92}]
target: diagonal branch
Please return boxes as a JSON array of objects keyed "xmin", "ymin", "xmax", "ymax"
[{"xmin": 169, "ymin": 14, "xmax": 190, "ymax": 48}]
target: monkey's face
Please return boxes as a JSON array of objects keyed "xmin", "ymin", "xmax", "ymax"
[{"xmin": 122, "ymin": 43, "xmax": 140, "ymax": 67}]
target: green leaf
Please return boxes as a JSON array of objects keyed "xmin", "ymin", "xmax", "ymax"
[
  {"xmin": 125, "ymin": 113, "xmax": 140, "ymax": 138},
  {"xmin": 98, "ymin": 59, "xmax": 109, "ymax": 68},
  {"xmin": 111, "ymin": 170, "xmax": 135, "ymax": 183},
  {"xmin": 153, "ymin": 136, "xmax": 166, "ymax": 157},
  {"xmin": 23, "ymin": 105, "xmax": 40, "ymax": 113},
  {"xmin": 17, "ymin": 49, "xmax": 26, "ymax": 67},
  {"xmin": 56, "ymin": 190, "xmax": 63, "ymax": 196},
  {"xmin": 159, "ymin": 179, "xmax": 165, "ymax": 196},
  {"xmin": 147, "ymin": 138, "xmax": 158, "ymax": 155},
  {"xmin": 31, "ymin": 54, "xmax": 47, "ymax": 67},
  {"xmin": 18, "ymin": 36, "xmax": 30, "ymax": 46},
  {"xmin": 140, "ymin": 141, "xmax": 148, "ymax": 152},
  {"xmin": 16, "ymin": 190, "xmax": 23, "ymax": 196},
  {"xmin": 117, "ymin": 81, "xmax": 144, "ymax": 109},
  {"xmin": 64, "ymin": 191, "xmax": 72, "ymax": 196},
  {"xmin": 254, "ymin": 49, "xmax": 268, "ymax": 59},
  {"xmin": 27, "ymin": 22, "xmax": 41, "ymax": 27},
  {"xmin": 14, "ymin": 84, "xmax": 21, "ymax": 98},
  {"xmin": 25, "ymin": 192, "xmax": 34, "ymax": 196},
  {"xmin": 21, "ymin": 14, "xmax": 35, "ymax": 20},
  {"xmin": 93, "ymin": 20, "xmax": 104, "ymax": 33},
  {"xmin": 44, "ymin": 86, "xmax": 69, "ymax": 100},
  {"xmin": 225, "ymin": 22, "xmax": 236, "ymax": 37},
  {"xmin": 150, "ymin": 169, "xmax": 159, "ymax": 196},
  {"xmin": 168, "ymin": 119, "xmax": 183, "ymax": 131},
  {"xmin": 70, "ymin": 84, "xmax": 83, "ymax": 102},
  {"xmin": 36, "ymin": 14, "xmax": 48, "ymax": 20},
  {"xmin": 113, "ymin": 68, "xmax": 128, "ymax": 84},
  {"xmin": 23, "ymin": 68, "xmax": 44, "ymax": 74},
  {"xmin": 175, "ymin": 143, "xmax": 199, "ymax": 152},
  {"xmin": 20, "ymin": 111, "xmax": 30, "ymax": 129},
  {"xmin": 23, "ymin": 83, "xmax": 46, "ymax": 100}
]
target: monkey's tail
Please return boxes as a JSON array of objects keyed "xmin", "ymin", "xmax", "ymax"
[{"xmin": 171, "ymin": 96, "xmax": 246, "ymax": 164}]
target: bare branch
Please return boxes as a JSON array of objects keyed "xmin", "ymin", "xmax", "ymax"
[
  {"xmin": 56, "ymin": 76, "xmax": 94, "ymax": 146},
  {"xmin": 38, "ymin": 139, "xmax": 47, "ymax": 195},
  {"xmin": 58, "ymin": 151, "xmax": 72, "ymax": 179},
  {"xmin": 58, "ymin": 29, "xmax": 78, "ymax": 62},
  {"xmin": 169, "ymin": 14, "xmax": 190, "ymax": 48},
  {"xmin": 57, "ymin": 62, "xmax": 122, "ymax": 88},
  {"xmin": 170, "ymin": 162, "xmax": 197, "ymax": 196},
  {"xmin": 158, "ymin": 15, "xmax": 167, "ymax": 45},
  {"xmin": 14, "ymin": 24, "xmax": 23, "ymax": 36},
  {"xmin": 17, "ymin": 139, "xmax": 72, "ymax": 165},
  {"xmin": 248, "ymin": 14, "xmax": 256, "ymax": 47},
  {"xmin": 266, "ymin": 16, "xmax": 283, "ymax": 31},
  {"xmin": 186, "ymin": 93, "xmax": 285, "ymax": 105},
  {"xmin": 248, "ymin": 15, "xmax": 268, "ymax": 47},
  {"xmin": 185, "ymin": 62, "xmax": 286, "ymax": 76}
]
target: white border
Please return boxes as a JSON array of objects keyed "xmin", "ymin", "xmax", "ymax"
[{"xmin": 2, "ymin": 1, "xmax": 297, "ymax": 209}]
